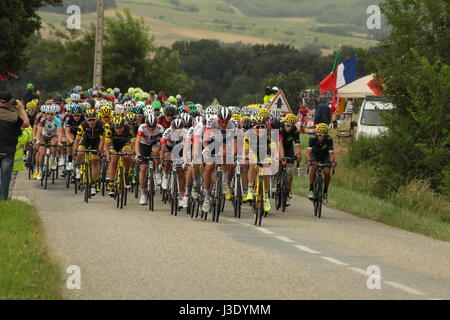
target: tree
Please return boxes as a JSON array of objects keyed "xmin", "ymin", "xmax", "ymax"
[
  {"xmin": 0, "ymin": 0, "xmax": 63, "ymax": 73},
  {"xmin": 363, "ymin": 0, "xmax": 450, "ymax": 192}
]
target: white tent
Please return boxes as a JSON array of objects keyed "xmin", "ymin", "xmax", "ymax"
[{"xmin": 337, "ymin": 74, "xmax": 376, "ymax": 98}]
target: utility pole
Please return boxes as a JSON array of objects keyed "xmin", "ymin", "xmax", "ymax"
[{"xmin": 93, "ymin": 0, "xmax": 105, "ymax": 88}]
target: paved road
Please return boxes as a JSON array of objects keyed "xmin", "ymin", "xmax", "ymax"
[{"xmin": 13, "ymin": 173, "xmax": 450, "ymax": 300}]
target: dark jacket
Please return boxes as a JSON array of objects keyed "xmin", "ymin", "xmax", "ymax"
[
  {"xmin": 314, "ymin": 103, "xmax": 331, "ymax": 125},
  {"xmin": 23, "ymin": 90, "xmax": 37, "ymax": 105},
  {"xmin": 0, "ymin": 106, "xmax": 24, "ymax": 155}
]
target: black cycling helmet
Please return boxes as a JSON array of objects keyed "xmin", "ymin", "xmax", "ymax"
[
  {"xmin": 270, "ymin": 117, "xmax": 282, "ymax": 130},
  {"xmin": 242, "ymin": 117, "xmax": 253, "ymax": 130},
  {"xmin": 164, "ymin": 105, "xmax": 177, "ymax": 118},
  {"xmin": 190, "ymin": 110, "xmax": 201, "ymax": 118}
]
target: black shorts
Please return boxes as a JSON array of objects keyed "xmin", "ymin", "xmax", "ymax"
[
  {"xmin": 79, "ymin": 138, "xmax": 100, "ymax": 150},
  {"xmin": 311, "ymin": 152, "xmax": 331, "ymax": 166}
]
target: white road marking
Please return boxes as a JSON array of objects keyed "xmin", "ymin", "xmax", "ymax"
[
  {"xmin": 348, "ymin": 267, "xmax": 370, "ymax": 276},
  {"xmin": 225, "ymin": 218, "xmax": 238, "ymax": 223},
  {"xmin": 274, "ymin": 235, "xmax": 295, "ymax": 243},
  {"xmin": 293, "ymin": 245, "xmax": 320, "ymax": 254},
  {"xmin": 240, "ymin": 223, "xmax": 252, "ymax": 227},
  {"xmin": 321, "ymin": 256, "xmax": 349, "ymax": 266},
  {"xmin": 258, "ymin": 228, "xmax": 274, "ymax": 235},
  {"xmin": 384, "ymin": 281, "xmax": 426, "ymax": 296}
]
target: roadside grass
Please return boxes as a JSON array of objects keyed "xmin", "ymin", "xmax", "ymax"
[
  {"xmin": 293, "ymin": 132, "xmax": 450, "ymax": 242},
  {"xmin": 0, "ymin": 201, "xmax": 63, "ymax": 300}
]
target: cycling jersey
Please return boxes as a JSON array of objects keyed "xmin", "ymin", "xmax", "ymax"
[
  {"xmin": 308, "ymin": 135, "xmax": 334, "ymax": 161},
  {"xmin": 105, "ymin": 125, "xmax": 136, "ymax": 152},
  {"xmin": 204, "ymin": 115, "xmax": 237, "ymax": 145},
  {"xmin": 280, "ymin": 127, "xmax": 300, "ymax": 160},
  {"xmin": 77, "ymin": 120, "xmax": 105, "ymax": 150},
  {"xmin": 64, "ymin": 115, "xmax": 85, "ymax": 136},
  {"xmin": 137, "ymin": 123, "xmax": 164, "ymax": 146},
  {"xmin": 39, "ymin": 117, "xmax": 62, "ymax": 138},
  {"xmin": 157, "ymin": 115, "xmax": 172, "ymax": 129}
]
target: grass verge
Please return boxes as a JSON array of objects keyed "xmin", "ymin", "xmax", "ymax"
[
  {"xmin": 0, "ymin": 200, "xmax": 63, "ymax": 299},
  {"xmin": 293, "ymin": 133, "xmax": 450, "ymax": 242}
]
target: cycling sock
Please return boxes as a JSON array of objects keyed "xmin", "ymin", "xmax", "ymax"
[
  {"xmin": 68, "ymin": 155, "xmax": 73, "ymax": 162},
  {"xmin": 324, "ymin": 187, "xmax": 328, "ymax": 194},
  {"xmin": 309, "ymin": 184, "xmax": 314, "ymax": 191},
  {"xmin": 185, "ymin": 186, "xmax": 191, "ymax": 194}
]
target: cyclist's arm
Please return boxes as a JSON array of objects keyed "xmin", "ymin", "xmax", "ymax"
[
  {"xmin": 160, "ymin": 138, "xmax": 167, "ymax": 159},
  {"xmin": 134, "ymin": 135, "xmax": 142, "ymax": 157},
  {"xmin": 130, "ymin": 137, "xmax": 136, "ymax": 154},
  {"xmin": 35, "ymin": 125, "xmax": 43, "ymax": 142},
  {"xmin": 98, "ymin": 135, "xmax": 105, "ymax": 153},
  {"xmin": 65, "ymin": 127, "xmax": 74, "ymax": 144}
]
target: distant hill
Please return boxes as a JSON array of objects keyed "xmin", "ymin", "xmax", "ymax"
[{"xmin": 38, "ymin": 0, "xmax": 386, "ymax": 54}]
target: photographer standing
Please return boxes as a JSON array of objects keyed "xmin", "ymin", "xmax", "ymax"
[{"xmin": 0, "ymin": 91, "xmax": 29, "ymax": 200}]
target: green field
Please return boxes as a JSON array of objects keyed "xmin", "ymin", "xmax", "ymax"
[
  {"xmin": 0, "ymin": 201, "xmax": 62, "ymax": 300},
  {"xmin": 39, "ymin": 0, "xmax": 380, "ymax": 52}
]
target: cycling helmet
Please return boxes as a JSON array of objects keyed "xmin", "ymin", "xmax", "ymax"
[
  {"xmin": 70, "ymin": 93, "xmax": 81, "ymax": 102},
  {"xmin": 181, "ymin": 113, "xmax": 193, "ymax": 127},
  {"xmin": 40, "ymin": 105, "xmax": 48, "ymax": 113},
  {"xmin": 125, "ymin": 113, "xmax": 136, "ymax": 124},
  {"xmin": 73, "ymin": 85, "xmax": 82, "ymax": 93},
  {"xmin": 146, "ymin": 114, "xmax": 157, "ymax": 127},
  {"xmin": 85, "ymin": 109, "xmax": 97, "ymax": 119},
  {"xmin": 252, "ymin": 116, "xmax": 266, "ymax": 126},
  {"xmin": 51, "ymin": 104, "xmax": 61, "ymax": 114},
  {"xmin": 190, "ymin": 110, "xmax": 201, "ymax": 118},
  {"xmin": 164, "ymin": 105, "xmax": 177, "ymax": 118},
  {"xmin": 152, "ymin": 101, "xmax": 162, "ymax": 110},
  {"xmin": 113, "ymin": 88, "xmax": 120, "ymax": 94},
  {"xmin": 316, "ymin": 123, "xmax": 329, "ymax": 135},
  {"xmin": 113, "ymin": 110, "xmax": 125, "ymax": 118},
  {"xmin": 115, "ymin": 103, "xmax": 124, "ymax": 112},
  {"xmin": 65, "ymin": 102, "xmax": 77, "ymax": 113},
  {"xmin": 167, "ymin": 96, "xmax": 177, "ymax": 105},
  {"xmin": 194, "ymin": 116, "xmax": 204, "ymax": 126},
  {"xmin": 231, "ymin": 113, "xmax": 241, "ymax": 123},
  {"xmin": 112, "ymin": 116, "xmax": 126, "ymax": 128},
  {"xmin": 26, "ymin": 100, "xmax": 38, "ymax": 110},
  {"xmin": 271, "ymin": 110, "xmax": 282, "ymax": 118},
  {"xmin": 178, "ymin": 105, "xmax": 189, "ymax": 114},
  {"xmin": 218, "ymin": 106, "xmax": 232, "ymax": 122},
  {"xmin": 72, "ymin": 104, "xmax": 82, "ymax": 115},
  {"xmin": 270, "ymin": 117, "xmax": 283, "ymax": 130},
  {"xmin": 100, "ymin": 105, "xmax": 112, "ymax": 118},
  {"xmin": 171, "ymin": 118, "xmax": 183, "ymax": 129},
  {"xmin": 283, "ymin": 113, "xmax": 297, "ymax": 125},
  {"xmin": 195, "ymin": 104, "xmax": 203, "ymax": 111},
  {"xmin": 258, "ymin": 108, "xmax": 271, "ymax": 118},
  {"xmin": 242, "ymin": 117, "xmax": 253, "ymax": 130},
  {"xmin": 134, "ymin": 105, "xmax": 144, "ymax": 115},
  {"xmin": 123, "ymin": 100, "xmax": 135, "ymax": 110}
]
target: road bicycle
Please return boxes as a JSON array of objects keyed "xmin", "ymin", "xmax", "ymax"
[
  {"xmin": 77, "ymin": 149, "xmax": 98, "ymax": 203},
  {"xmin": 250, "ymin": 159, "xmax": 272, "ymax": 227},
  {"xmin": 39, "ymin": 143, "xmax": 59, "ymax": 190},
  {"xmin": 231, "ymin": 156, "xmax": 244, "ymax": 219},
  {"xmin": 100, "ymin": 154, "xmax": 108, "ymax": 197},
  {"xmin": 111, "ymin": 152, "xmax": 133, "ymax": 209},
  {"xmin": 275, "ymin": 157, "xmax": 299, "ymax": 213},
  {"xmin": 307, "ymin": 162, "xmax": 335, "ymax": 218},
  {"xmin": 141, "ymin": 156, "xmax": 159, "ymax": 211}
]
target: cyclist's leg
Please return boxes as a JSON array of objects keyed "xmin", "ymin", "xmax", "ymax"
[
  {"xmin": 50, "ymin": 136, "xmax": 58, "ymax": 157},
  {"xmin": 108, "ymin": 149, "xmax": 119, "ymax": 182}
]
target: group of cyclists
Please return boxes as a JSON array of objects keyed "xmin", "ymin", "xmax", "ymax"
[{"xmin": 24, "ymin": 85, "xmax": 336, "ymax": 223}]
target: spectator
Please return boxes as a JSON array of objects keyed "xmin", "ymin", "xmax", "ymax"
[
  {"xmin": 0, "ymin": 91, "xmax": 29, "ymax": 200},
  {"xmin": 297, "ymin": 105, "xmax": 310, "ymax": 133},
  {"xmin": 176, "ymin": 94, "xmax": 184, "ymax": 107},
  {"xmin": 8, "ymin": 126, "xmax": 34, "ymax": 199},
  {"xmin": 22, "ymin": 83, "xmax": 39, "ymax": 105},
  {"xmin": 314, "ymin": 97, "xmax": 331, "ymax": 126}
]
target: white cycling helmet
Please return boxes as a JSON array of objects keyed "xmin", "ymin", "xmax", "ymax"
[{"xmin": 70, "ymin": 93, "xmax": 81, "ymax": 102}]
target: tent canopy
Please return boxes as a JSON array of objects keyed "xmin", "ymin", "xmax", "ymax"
[{"xmin": 337, "ymin": 74, "xmax": 376, "ymax": 98}]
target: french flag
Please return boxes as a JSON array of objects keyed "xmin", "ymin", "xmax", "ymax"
[{"xmin": 320, "ymin": 56, "xmax": 357, "ymax": 94}]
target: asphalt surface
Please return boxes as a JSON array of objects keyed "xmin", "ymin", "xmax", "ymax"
[{"xmin": 13, "ymin": 173, "xmax": 450, "ymax": 300}]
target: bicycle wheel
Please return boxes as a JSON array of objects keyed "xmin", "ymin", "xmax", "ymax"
[
  {"xmin": 280, "ymin": 172, "xmax": 288, "ymax": 213},
  {"xmin": 134, "ymin": 164, "xmax": 140, "ymax": 199},
  {"xmin": 214, "ymin": 171, "xmax": 222, "ymax": 222},
  {"xmin": 173, "ymin": 174, "xmax": 178, "ymax": 216},
  {"xmin": 148, "ymin": 169, "xmax": 154, "ymax": 211},
  {"xmin": 120, "ymin": 168, "xmax": 125, "ymax": 209},
  {"xmin": 234, "ymin": 174, "xmax": 242, "ymax": 218},
  {"xmin": 44, "ymin": 161, "xmax": 49, "ymax": 190},
  {"xmin": 316, "ymin": 175, "xmax": 323, "ymax": 218},
  {"xmin": 66, "ymin": 169, "xmax": 71, "ymax": 189}
]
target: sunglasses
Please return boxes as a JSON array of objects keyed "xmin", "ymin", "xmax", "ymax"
[
  {"xmin": 87, "ymin": 118, "xmax": 96, "ymax": 122},
  {"xmin": 254, "ymin": 125, "xmax": 267, "ymax": 129},
  {"xmin": 317, "ymin": 133, "xmax": 327, "ymax": 137}
]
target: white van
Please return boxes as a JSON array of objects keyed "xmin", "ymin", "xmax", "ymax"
[{"xmin": 352, "ymin": 96, "xmax": 393, "ymax": 140}]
